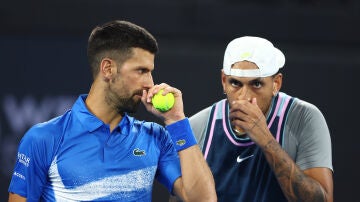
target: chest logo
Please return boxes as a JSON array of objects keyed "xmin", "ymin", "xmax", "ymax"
[
  {"xmin": 133, "ymin": 148, "xmax": 146, "ymax": 156},
  {"xmin": 236, "ymin": 154, "xmax": 254, "ymax": 163},
  {"xmin": 176, "ymin": 139, "xmax": 186, "ymax": 146}
]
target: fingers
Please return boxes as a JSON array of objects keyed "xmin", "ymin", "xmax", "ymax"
[
  {"xmin": 229, "ymin": 99, "xmax": 264, "ymax": 133},
  {"xmin": 229, "ymin": 98, "xmax": 258, "ymax": 115},
  {"xmin": 142, "ymin": 83, "xmax": 185, "ymax": 125},
  {"xmin": 229, "ymin": 100, "xmax": 249, "ymax": 131},
  {"xmin": 141, "ymin": 89, "xmax": 148, "ymax": 104},
  {"xmin": 145, "ymin": 83, "xmax": 182, "ymax": 103},
  {"xmin": 251, "ymin": 97, "xmax": 257, "ymax": 105},
  {"xmin": 229, "ymin": 100, "xmax": 251, "ymax": 114}
]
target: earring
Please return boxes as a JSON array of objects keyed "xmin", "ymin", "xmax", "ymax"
[{"xmin": 272, "ymin": 84, "xmax": 277, "ymax": 96}]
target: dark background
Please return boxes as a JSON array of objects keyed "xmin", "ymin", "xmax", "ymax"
[{"xmin": 1, "ymin": 0, "xmax": 359, "ymax": 201}]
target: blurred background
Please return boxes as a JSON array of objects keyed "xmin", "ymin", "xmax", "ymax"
[{"xmin": 1, "ymin": 0, "xmax": 359, "ymax": 201}]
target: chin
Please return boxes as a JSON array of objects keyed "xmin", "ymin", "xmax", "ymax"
[
  {"xmin": 122, "ymin": 105, "xmax": 139, "ymax": 114},
  {"xmin": 116, "ymin": 102, "xmax": 140, "ymax": 114}
]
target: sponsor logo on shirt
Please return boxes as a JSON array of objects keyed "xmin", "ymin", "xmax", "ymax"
[
  {"xmin": 133, "ymin": 148, "xmax": 146, "ymax": 156},
  {"xmin": 17, "ymin": 152, "xmax": 30, "ymax": 167},
  {"xmin": 236, "ymin": 154, "xmax": 254, "ymax": 163},
  {"xmin": 13, "ymin": 171, "xmax": 25, "ymax": 180}
]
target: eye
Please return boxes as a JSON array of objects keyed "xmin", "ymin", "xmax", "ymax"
[
  {"xmin": 137, "ymin": 68, "xmax": 148, "ymax": 74},
  {"xmin": 252, "ymin": 80, "xmax": 263, "ymax": 89},
  {"xmin": 230, "ymin": 79, "xmax": 242, "ymax": 88}
]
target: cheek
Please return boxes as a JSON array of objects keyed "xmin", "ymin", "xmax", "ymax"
[
  {"xmin": 256, "ymin": 95, "xmax": 273, "ymax": 114},
  {"xmin": 226, "ymin": 95, "xmax": 236, "ymax": 104},
  {"xmin": 110, "ymin": 76, "xmax": 118, "ymax": 83},
  {"xmin": 225, "ymin": 88, "xmax": 240, "ymax": 102}
]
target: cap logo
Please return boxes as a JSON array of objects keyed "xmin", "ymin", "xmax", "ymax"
[
  {"xmin": 223, "ymin": 36, "xmax": 285, "ymax": 77},
  {"xmin": 240, "ymin": 52, "xmax": 252, "ymax": 59}
]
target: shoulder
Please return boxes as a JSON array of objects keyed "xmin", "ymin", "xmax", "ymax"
[
  {"xmin": 21, "ymin": 111, "xmax": 71, "ymax": 146},
  {"xmin": 16, "ymin": 111, "xmax": 72, "ymax": 168},
  {"xmin": 189, "ymin": 100, "xmax": 224, "ymax": 124},
  {"xmin": 284, "ymin": 97, "xmax": 332, "ymax": 170},
  {"xmin": 189, "ymin": 105, "xmax": 214, "ymax": 134},
  {"xmin": 189, "ymin": 100, "xmax": 224, "ymax": 146},
  {"xmin": 285, "ymin": 97, "xmax": 329, "ymax": 140},
  {"xmin": 190, "ymin": 106, "xmax": 212, "ymax": 123},
  {"xmin": 289, "ymin": 98, "xmax": 326, "ymax": 122}
]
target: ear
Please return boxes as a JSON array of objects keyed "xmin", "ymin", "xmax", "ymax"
[
  {"xmin": 221, "ymin": 70, "xmax": 227, "ymax": 93},
  {"xmin": 273, "ymin": 73, "xmax": 283, "ymax": 95},
  {"xmin": 100, "ymin": 58, "xmax": 114, "ymax": 81}
]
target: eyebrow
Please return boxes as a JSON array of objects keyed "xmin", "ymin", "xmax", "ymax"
[{"xmin": 229, "ymin": 76, "xmax": 263, "ymax": 83}]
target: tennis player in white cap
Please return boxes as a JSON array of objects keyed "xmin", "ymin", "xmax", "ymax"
[{"xmin": 172, "ymin": 36, "xmax": 333, "ymax": 202}]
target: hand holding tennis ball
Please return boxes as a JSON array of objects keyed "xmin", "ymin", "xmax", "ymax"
[{"xmin": 152, "ymin": 90, "xmax": 175, "ymax": 112}]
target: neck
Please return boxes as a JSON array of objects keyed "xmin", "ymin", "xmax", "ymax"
[{"xmin": 86, "ymin": 83, "xmax": 123, "ymax": 132}]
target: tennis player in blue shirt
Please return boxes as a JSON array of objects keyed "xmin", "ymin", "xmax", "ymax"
[{"xmin": 8, "ymin": 20, "xmax": 216, "ymax": 202}]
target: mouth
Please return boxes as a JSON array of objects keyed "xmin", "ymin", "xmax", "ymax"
[
  {"xmin": 133, "ymin": 90, "xmax": 144, "ymax": 98},
  {"xmin": 133, "ymin": 95, "xmax": 143, "ymax": 102}
]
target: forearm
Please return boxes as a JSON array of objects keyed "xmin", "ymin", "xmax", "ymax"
[
  {"xmin": 262, "ymin": 138, "xmax": 329, "ymax": 202},
  {"xmin": 166, "ymin": 118, "xmax": 216, "ymax": 202},
  {"xmin": 177, "ymin": 146, "xmax": 216, "ymax": 202},
  {"xmin": 8, "ymin": 193, "xmax": 26, "ymax": 202}
]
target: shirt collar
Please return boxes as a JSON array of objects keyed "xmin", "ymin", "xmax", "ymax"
[{"xmin": 72, "ymin": 94, "xmax": 134, "ymax": 134}]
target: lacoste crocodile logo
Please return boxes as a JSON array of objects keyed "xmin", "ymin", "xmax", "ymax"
[
  {"xmin": 133, "ymin": 148, "xmax": 146, "ymax": 156},
  {"xmin": 176, "ymin": 139, "xmax": 186, "ymax": 146}
]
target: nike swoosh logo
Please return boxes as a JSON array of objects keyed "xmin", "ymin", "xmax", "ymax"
[{"xmin": 236, "ymin": 154, "xmax": 254, "ymax": 163}]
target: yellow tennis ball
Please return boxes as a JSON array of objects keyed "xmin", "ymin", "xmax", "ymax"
[{"xmin": 152, "ymin": 90, "xmax": 175, "ymax": 112}]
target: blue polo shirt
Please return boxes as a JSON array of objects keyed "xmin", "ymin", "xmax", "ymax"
[{"xmin": 8, "ymin": 95, "xmax": 182, "ymax": 201}]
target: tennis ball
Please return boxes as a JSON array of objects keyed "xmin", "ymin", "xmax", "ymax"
[{"xmin": 152, "ymin": 90, "xmax": 175, "ymax": 112}]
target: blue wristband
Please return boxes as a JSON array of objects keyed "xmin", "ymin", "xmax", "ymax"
[{"xmin": 165, "ymin": 118, "xmax": 197, "ymax": 152}]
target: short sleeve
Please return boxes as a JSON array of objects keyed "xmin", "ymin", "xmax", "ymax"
[
  {"xmin": 291, "ymin": 101, "xmax": 333, "ymax": 171},
  {"xmin": 189, "ymin": 106, "xmax": 212, "ymax": 149},
  {"xmin": 8, "ymin": 124, "xmax": 55, "ymax": 200}
]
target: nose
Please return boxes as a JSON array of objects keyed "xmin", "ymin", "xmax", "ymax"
[
  {"xmin": 143, "ymin": 72, "xmax": 154, "ymax": 89},
  {"xmin": 237, "ymin": 86, "xmax": 250, "ymax": 101}
]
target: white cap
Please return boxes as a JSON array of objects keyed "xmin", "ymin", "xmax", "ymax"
[{"xmin": 223, "ymin": 36, "xmax": 285, "ymax": 77}]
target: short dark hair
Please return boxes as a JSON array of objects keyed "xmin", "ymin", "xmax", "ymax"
[{"xmin": 87, "ymin": 20, "xmax": 158, "ymax": 79}]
